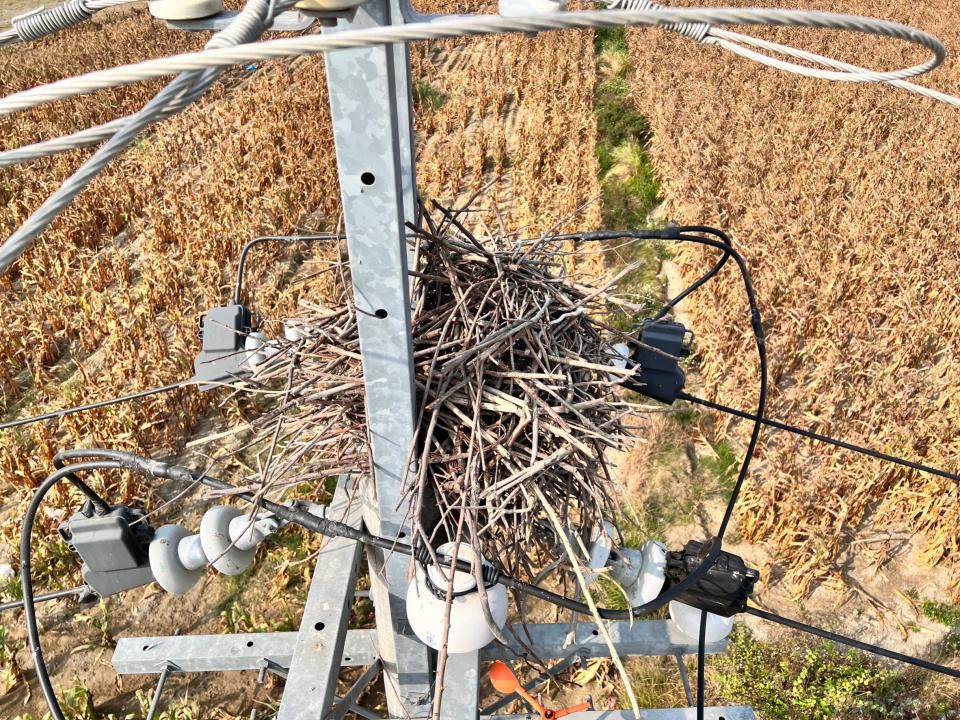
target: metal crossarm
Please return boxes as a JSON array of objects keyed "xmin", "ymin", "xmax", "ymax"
[{"xmin": 112, "ymin": 630, "xmax": 379, "ymax": 673}]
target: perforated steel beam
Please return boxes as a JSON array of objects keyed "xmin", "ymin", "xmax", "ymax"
[
  {"xmin": 323, "ymin": 2, "xmax": 431, "ymax": 714},
  {"xmin": 276, "ymin": 479, "xmax": 363, "ymax": 719},
  {"xmin": 481, "ymin": 620, "xmax": 728, "ymax": 661},
  {"xmin": 113, "ymin": 619, "xmax": 727, "ymax": 675},
  {"xmin": 112, "ymin": 630, "xmax": 378, "ymax": 674}
]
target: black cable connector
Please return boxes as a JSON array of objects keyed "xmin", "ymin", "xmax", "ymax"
[
  {"xmin": 665, "ymin": 540, "xmax": 759, "ymax": 617},
  {"xmin": 622, "ymin": 319, "xmax": 692, "ymax": 404}
]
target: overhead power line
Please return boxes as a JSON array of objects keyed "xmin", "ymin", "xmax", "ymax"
[
  {"xmin": 679, "ymin": 391, "xmax": 960, "ymax": 486},
  {"xmin": 0, "ymin": 379, "xmax": 194, "ymax": 432}
]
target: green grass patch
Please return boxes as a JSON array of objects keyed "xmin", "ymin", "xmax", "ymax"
[
  {"xmin": 0, "ymin": 575, "xmax": 21, "ymax": 602},
  {"xmin": 220, "ymin": 597, "xmax": 296, "ymax": 634},
  {"xmin": 413, "ymin": 80, "xmax": 447, "ymax": 111},
  {"xmin": 593, "ymin": 21, "xmax": 665, "ymax": 334},
  {"xmin": 595, "ymin": 25, "xmax": 629, "ymax": 55},
  {"xmin": 713, "ymin": 627, "xmax": 950, "ymax": 719},
  {"xmin": 617, "ymin": 457, "xmax": 697, "ymax": 546},
  {"xmin": 31, "ymin": 537, "xmax": 77, "ymax": 590},
  {"xmin": 700, "ymin": 439, "xmax": 739, "ymax": 495},
  {"xmin": 594, "ymin": 24, "xmax": 659, "ymax": 231},
  {"xmin": 669, "ymin": 405, "xmax": 701, "ymax": 427},
  {"xmin": 921, "ymin": 600, "xmax": 960, "ymax": 627}
]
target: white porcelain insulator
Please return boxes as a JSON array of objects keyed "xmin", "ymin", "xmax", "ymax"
[
  {"xmin": 200, "ymin": 506, "xmax": 258, "ymax": 576},
  {"xmin": 228, "ymin": 514, "xmax": 279, "ymax": 551},
  {"xmin": 148, "ymin": 0, "xmax": 224, "ymax": 20},
  {"xmin": 406, "ymin": 542, "xmax": 508, "ymax": 654},
  {"xmin": 149, "ymin": 506, "xmax": 279, "ymax": 594},
  {"xmin": 609, "ymin": 540, "xmax": 667, "ymax": 607},
  {"xmin": 177, "ymin": 533, "xmax": 208, "ymax": 571},
  {"xmin": 584, "ymin": 520, "xmax": 615, "ymax": 585},
  {"xmin": 669, "ymin": 600, "xmax": 734, "ymax": 643},
  {"xmin": 244, "ymin": 332, "xmax": 268, "ymax": 367},
  {"xmin": 149, "ymin": 524, "xmax": 205, "ymax": 595},
  {"xmin": 283, "ymin": 320, "xmax": 305, "ymax": 342}
]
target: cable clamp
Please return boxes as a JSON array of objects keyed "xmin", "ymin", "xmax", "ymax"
[
  {"xmin": 13, "ymin": 0, "xmax": 93, "ymax": 43},
  {"xmin": 610, "ymin": 0, "xmax": 710, "ymax": 43},
  {"xmin": 621, "ymin": 319, "xmax": 692, "ymax": 404}
]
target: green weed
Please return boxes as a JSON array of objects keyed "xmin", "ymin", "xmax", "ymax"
[
  {"xmin": 700, "ymin": 440, "xmax": 738, "ymax": 494},
  {"xmin": 712, "ymin": 627, "xmax": 943, "ymax": 719},
  {"xmin": 135, "ymin": 688, "xmax": 202, "ymax": 720},
  {"xmin": 0, "ymin": 624, "xmax": 22, "ymax": 695},
  {"xmin": 413, "ymin": 80, "xmax": 447, "ymax": 111},
  {"xmin": 220, "ymin": 598, "xmax": 295, "ymax": 634},
  {"xmin": 921, "ymin": 600, "xmax": 960, "ymax": 628},
  {"xmin": 0, "ymin": 574, "xmax": 22, "ymax": 602}
]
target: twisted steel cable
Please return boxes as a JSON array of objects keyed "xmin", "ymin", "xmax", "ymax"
[{"xmin": 0, "ymin": 9, "xmax": 947, "ymax": 117}]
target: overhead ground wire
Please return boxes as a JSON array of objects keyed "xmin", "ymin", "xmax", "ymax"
[
  {"xmin": 0, "ymin": 9, "xmax": 946, "ymax": 118},
  {"xmin": 0, "ymin": 379, "xmax": 194, "ymax": 432}
]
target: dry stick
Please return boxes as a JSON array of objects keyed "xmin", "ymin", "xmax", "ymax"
[
  {"xmin": 431, "ymin": 512, "xmax": 465, "ymax": 720},
  {"xmin": 533, "ymin": 485, "xmax": 641, "ymax": 717},
  {"xmin": 463, "ymin": 362, "xmax": 514, "ymax": 648}
]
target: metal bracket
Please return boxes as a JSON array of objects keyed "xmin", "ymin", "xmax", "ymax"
[{"xmin": 164, "ymin": 9, "xmax": 316, "ymax": 31}]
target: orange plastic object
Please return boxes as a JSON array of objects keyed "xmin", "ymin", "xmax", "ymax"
[{"xmin": 488, "ymin": 661, "xmax": 593, "ymax": 720}]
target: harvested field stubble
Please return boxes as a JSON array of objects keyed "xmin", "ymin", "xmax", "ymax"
[
  {"xmin": 413, "ymin": 0, "xmax": 600, "ymax": 237},
  {"xmin": 627, "ymin": 1, "xmax": 960, "ymax": 596}
]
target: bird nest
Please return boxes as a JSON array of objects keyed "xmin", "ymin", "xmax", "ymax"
[{"xmin": 248, "ymin": 203, "xmax": 638, "ymax": 580}]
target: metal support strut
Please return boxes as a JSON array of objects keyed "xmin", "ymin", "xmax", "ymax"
[{"xmin": 322, "ymin": 0, "xmax": 430, "ymax": 714}]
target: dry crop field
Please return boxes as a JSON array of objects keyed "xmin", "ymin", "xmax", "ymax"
[
  {"xmin": 0, "ymin": 3, "xmax": 600, "ymax": 716},
  {"xmin": 3, "ymin": 0, "xmax": 960, "ymax": 715},
  {"xmin": 628, "ymin": 0, "xmax": 960, "ymax": 598}
]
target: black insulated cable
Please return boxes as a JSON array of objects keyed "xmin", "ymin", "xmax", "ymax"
[
  {"xmin": 559, "ymin": 227, "xmax": 768, "ymax": 543},
  {"xmin": 653, "ymin": 225, "xmax": 732, "ymax": 322},
  {"xmin": 556, "ymin": 226, "xmax": 766, "ymax": 719},
  {"xmin": 50, "ymin": 448, "xmax": 721, "ymax": 621},
  {"xmin": 0, "ymin": 379, "xmax": 193, "ymax": 432},
  {"xmin": 679, "ymin": 391, "xmax": 960, "ymax": 485},
  {"xmin": 21, "ymin": 460, "xmax": 124, "ymax": 720},
  {"xmin": 745, "ymin": 606, "xmax": 960, "ymax": 679},
  {"xmin": 233, "ymin": 234, "xmax": 342, "ymax": 305}
]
